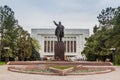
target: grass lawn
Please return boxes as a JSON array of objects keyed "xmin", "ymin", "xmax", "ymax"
[
  {"xmin": 52, "ymin": 66, "xmax": 72, "ymax": 70},
  {"xmin": 0, "ymin": 62, "xmax": 6, "ymax": 65},
  {"xmin": 115, "ymin": 64, "xmax": 120, "ymax": 66}
]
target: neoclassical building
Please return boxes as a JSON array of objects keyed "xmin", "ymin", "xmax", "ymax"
[{"xmin": 31, "ymin": 28, "xmax": 89, "ymax": 59}]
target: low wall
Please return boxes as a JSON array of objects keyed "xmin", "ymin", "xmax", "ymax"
[
  {"xmin": 7, "ymin": 61, "xmax": 115, "ymax": 76},
  {"xmin": 7, "ymin": 61, "xmax": 113, "ymax": 66}
]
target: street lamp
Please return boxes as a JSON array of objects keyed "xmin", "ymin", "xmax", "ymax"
[
  {"xmin": 0, "ymin": 28, "xmax": 7, "ymax": 61},
  {"xmin": 110, "ymin": 48, "xmax": 116, "ymax": 65},
  {"xmin": 0, "ymin": 33, "xmax": 1, "ymax": 61},
  {"xmin": 4, "ymin": 47, "xmax": 10, "ymax": 62}
]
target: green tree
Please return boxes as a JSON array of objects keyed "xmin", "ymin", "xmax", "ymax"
[
  {"xmin": 29, "ymin": 38, "xmax": 40, "ymax": 61},
  {"xmin": 93, "ymin": 25, "xmax": 98, "ymax": 33},
  {"xmin": 0, "ymin": 5, "xmax": 18, "ymax": 62},
  {"xmin": 29, "ymin": 44, "xmax": 40, "ymax": 61},
  {"xmin": 97, "ymin": 7, "xmax": 115, "ymax": 29},
  {"xmin": 83, "ymin": 7, "xmax": 115, "ymax": 61},
  {"xmin": 83, "ymin": 6, "xmax": 120, "ymax": 64},
  {"xmin": 110, "ymin": 12, "xmax": 120, "ymax": 64},
  {"xmin": 0, "ymin": 5, "xmax": 41, "ymax": 61},
  {"xmin": 16, "ymin": 26, "xmax": 32, "ymax": 61},
  {"xmin": 31, "ymin": 38, "xmax": 40, "ymax": 51}
]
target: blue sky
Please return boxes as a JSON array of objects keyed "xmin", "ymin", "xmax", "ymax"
[{"xmin": 0, "ymin": 0, "xmax": 120, "ymax": 34}]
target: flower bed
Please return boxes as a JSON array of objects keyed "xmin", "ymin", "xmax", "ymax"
[{"xmin": 7, "ymin": 61, "xmax": 115, "ymax": 76}]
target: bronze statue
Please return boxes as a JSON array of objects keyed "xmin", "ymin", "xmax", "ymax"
[{"xmin": 53, "ymin": 21, "xmax": 64, "ymax": 41}]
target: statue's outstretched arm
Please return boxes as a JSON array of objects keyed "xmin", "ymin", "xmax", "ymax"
[{"xmin": 53, "ymin": 21, "xmax": 59, "ymax": 26}]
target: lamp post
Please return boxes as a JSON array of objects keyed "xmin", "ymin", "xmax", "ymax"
[
  {"xmin": 0, "ymin": 29, "xmax": 6, "ymax": 61},
  {"xmin": 110, "ymin": 48, "xmax": 116, "ymax": 65},
  {"xmin": 0, "ymin": 33, "xmax": 1, "ymax": 61},
  {"xmin": 4, "ymin": 47, "xmax": 10, "ymax": 62}
]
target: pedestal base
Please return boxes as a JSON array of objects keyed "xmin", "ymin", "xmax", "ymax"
[{"xmin": 54, "ymin": 41, "xmax": 65, "ymax": 61}]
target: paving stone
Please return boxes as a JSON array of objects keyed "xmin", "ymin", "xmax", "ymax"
[{"xmin": 0, "ymin": 65, "xmax": 120, "ymax": 80}]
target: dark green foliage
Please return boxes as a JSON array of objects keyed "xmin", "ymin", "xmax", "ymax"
[
  {"xmin": 86, "ymin": 53, "xmax": 96, "ymax": 61},
  {"xmin": 0, "ymin": 5, "xmax": 18, "ymax": 62},
  {"xmin": 0, "ymin": 5, "xmax": 40, "ymax": 61},
  {"xmin": 83, "ymin": 6, "xmax": 120, "ymax": 64},
  {"xmin": 115, "ymin": 55, "xmax": 120, "ymax": 64},
  {"xmin": 29, "ymin": 44, "xmax": 40, "ymax": 61},
  {"xmin": 93, "ymin": 25, "xmax": 98, "ymax": 33},
  {"xmin": 97, "ymin": 7, "xmax": 115, "ymax": 26}
]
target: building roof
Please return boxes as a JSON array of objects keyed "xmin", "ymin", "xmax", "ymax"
[{"xmin": 31, "ymin": 28, "xmax": 89, "ymax": 35}]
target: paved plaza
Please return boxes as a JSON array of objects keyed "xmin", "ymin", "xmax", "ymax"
[{"xmin": 0, "ymin": 65, "xmax": 120, "ymax": 80}]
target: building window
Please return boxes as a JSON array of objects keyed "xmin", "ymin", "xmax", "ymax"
[
  {"xmin": 74, "ymin": 41, "xmax": 76, "ymax": 52},
  {"xmin": 64, "ymin": 41, "xmax": 66, "ymax": 52},
  {"xmin": 67, "ymin": 41, "xmax": 69, "ymax": 52},
  {"xmin": 71, "ymin": 41, "xmax": 73, "ymax": 52},
  {"xmin": 51, "ymin": 41, "xmax": 53, "ymax": 52},
  {"xmin": 48, "ymin": 41, "xmax": 50, "ymax": 52},
  {"xmin": 44, "ymin": 41, "xmax": 46, "ymax": 52},
  {"xmin": 44, "ymin": 37, "xmax": 76, "ymax": 53}
]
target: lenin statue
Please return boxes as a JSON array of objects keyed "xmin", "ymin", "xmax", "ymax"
[
  {"xmin": 53, "ymin": 21, "xmax": 65, "ymax": 60},
  {"xmin": 53, "ymin": 21, "xmax": 64, "ymax": 42}
]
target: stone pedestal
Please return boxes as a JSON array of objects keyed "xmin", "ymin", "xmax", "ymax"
[{"xmin": 54, "ymin": 41, "xmax": 65, "ymax": 61}]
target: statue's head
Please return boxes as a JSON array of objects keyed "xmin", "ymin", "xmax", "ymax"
[{"xmin": 59, "ymin": 21, "xmax": 61, "ymax": 25}]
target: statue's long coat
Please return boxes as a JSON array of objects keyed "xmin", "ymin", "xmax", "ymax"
[{"xmin": 55, "ymin": 25, "xmax": 64, "ymax": 38}]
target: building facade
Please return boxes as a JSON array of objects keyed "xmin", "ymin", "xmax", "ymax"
[{"xmin": 31, "ymin": 28, "xmax": 89, "ymax": 60}]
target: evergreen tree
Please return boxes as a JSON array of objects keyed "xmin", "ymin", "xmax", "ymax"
[
  {"xmin": 82, "ymin": 6, "xmax": 120, "ymax": 63},
  {"xmin": 0, "ymin": 5, "xmax": 18, "ymax": 62},
  {"xmin": 0, "ymin": 5, "xmax": 40, "ymax": 61}
]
